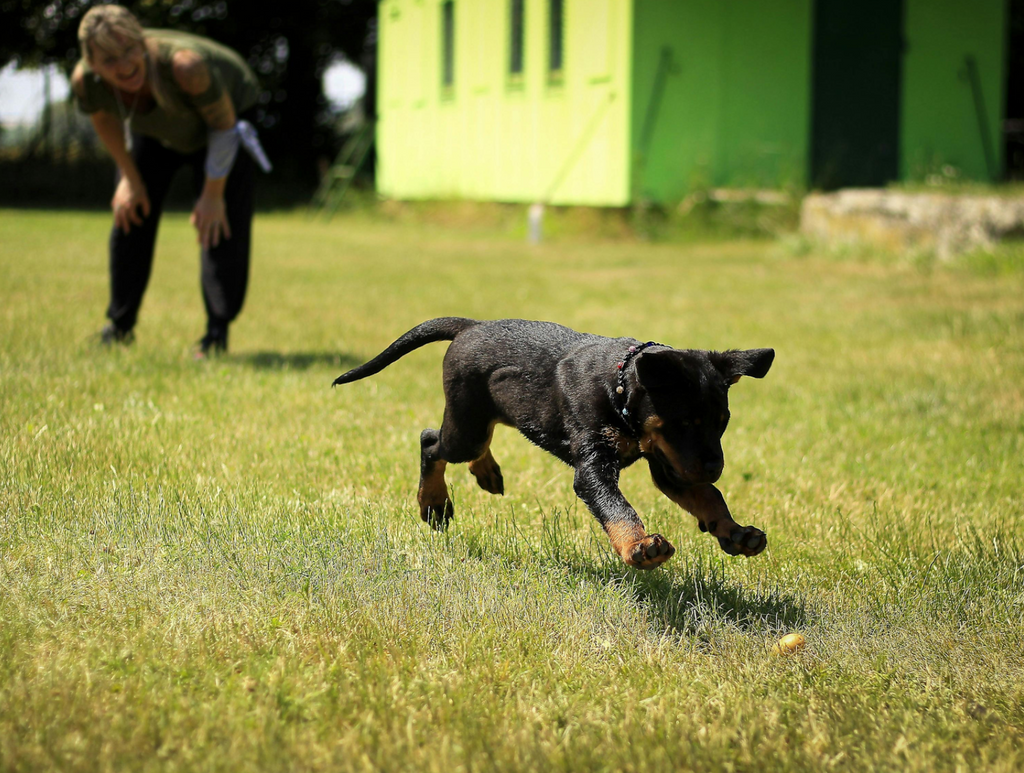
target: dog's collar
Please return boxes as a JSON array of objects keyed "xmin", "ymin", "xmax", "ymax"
[{"xmin": 614, "ymin": 341, "xmax": 661, "ymax": 434}]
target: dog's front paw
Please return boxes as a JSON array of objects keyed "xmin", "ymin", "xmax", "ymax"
[
  {"xmin": 623, "ymin": 534, "xmax": 675, "ymax": 570},
  {"xmin": 419, "ymin": 498, "xmax": 454, "ymax": 531},
  {"xmin": 717, "ymin": 525, "xmax": 767, "ymax": 557}
]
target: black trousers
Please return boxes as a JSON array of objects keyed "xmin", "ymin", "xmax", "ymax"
[{"xmin": 107, "ymin": 128, "xmax": 255, "ymax": 334}]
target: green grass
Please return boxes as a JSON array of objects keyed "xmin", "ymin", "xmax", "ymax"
[{"xmin": 2, "ymin": 208, "xmax": 1024, "ymax": 772}]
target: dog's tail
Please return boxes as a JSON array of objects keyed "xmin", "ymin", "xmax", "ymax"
[{"xmin": 332, "ymin": 317, "xmax": 478, "ymax": 386}]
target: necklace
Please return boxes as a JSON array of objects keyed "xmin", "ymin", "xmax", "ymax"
[
  {"xmin": 111, "ymin": 51, "xmax": 148, "ymax": 153},
  {"xmin": 613, "ymin": 341, "xmax": 662, "ymax": 433},
  {"xmin": 113, "ymin": 87, "xmax": 139, "ymax": 152}
]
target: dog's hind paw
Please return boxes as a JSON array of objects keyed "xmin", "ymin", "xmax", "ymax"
[
  {"xmin": 623, "ymin": 534, "xmax": 675, "ymax": 570},
  {"xmin": 420, "ymin": 499, "xmax": 454, "ymax": 531},
  {"xmin": 717, "ymin": 526, "xmax": 767, "ymax": 557}
]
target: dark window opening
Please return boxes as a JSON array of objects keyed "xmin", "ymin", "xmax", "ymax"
[
  {"xmin": 510, "ymin": 0, "xmax": 525, "ymax": 76},
  {"xmin": 810, "ymin": 0, "xmax": 903, "ymax": 189},
  {"xmin": 442, "ymin": 1, "xmax": 455, "ymax": 89},
  {"xmin": 549, "ymin": 0, "xmax": 564, "ymax": 77},
  {"xmin": 1005, "ymin": 0, "xmax": 1024, "ymax": 179}
]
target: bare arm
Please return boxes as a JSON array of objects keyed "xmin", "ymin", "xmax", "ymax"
[
  {"xmin": 75, "ymin": 66, "xmax": 151, "ymax": 233},
  {"xmin": 90, "ymin": 111, "xmax": 141, "ymax": 185},
  {"xmin": 173, "ymin": 50, "xmax": 238, "ymax": 248}
]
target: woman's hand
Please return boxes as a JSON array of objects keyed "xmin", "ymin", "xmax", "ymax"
[
  {"xmin": 111, "ymin": 175, "xmax": 150, "ymax": 234},
  {"xmin": 190, "ymin": 191, "xmax": 231, "ymax": 249},
  {"xmin": 172, "ymin": 50, "xmax": 237, "ymax": 250}
]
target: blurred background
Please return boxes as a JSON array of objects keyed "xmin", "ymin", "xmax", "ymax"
[
  {"xmin": 3, "ymin": 0, "xmax": 1024, "ymax": 217},
  {"xmin": 0, "ymin": 0, "xmax": 377, "ymax": 206}
]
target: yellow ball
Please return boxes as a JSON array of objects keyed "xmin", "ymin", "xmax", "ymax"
[{"xmin": 772, "ymin": 633, "xmax": 806, "ymax": 655}]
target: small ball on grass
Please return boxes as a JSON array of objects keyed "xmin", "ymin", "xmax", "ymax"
[{"xmin": 772, "ymin": 633, "xmax": 806, "ymax": 655}]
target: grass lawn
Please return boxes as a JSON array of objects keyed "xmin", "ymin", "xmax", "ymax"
[{"xmin": 2, "ymin": 207, "xmax": 1023, "ymax": 772}]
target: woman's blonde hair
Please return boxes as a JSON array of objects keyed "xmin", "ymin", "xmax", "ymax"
[{"xmin": 78, "ymin": 4, "xmax": 170, "ymax": 109}]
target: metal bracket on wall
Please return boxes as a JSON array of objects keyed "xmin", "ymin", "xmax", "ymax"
[
  {"xmin": 960, "ymin": 54, "xmax": 998, "ymax": 180},
  {"xmin": 310, "ymin": 120, "xmax": 376, "ymax": 220}
]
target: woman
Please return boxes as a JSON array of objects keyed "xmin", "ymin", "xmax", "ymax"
[{"xmin": 72, "ymin": 5, "xmax": 270, "ymax": 355}]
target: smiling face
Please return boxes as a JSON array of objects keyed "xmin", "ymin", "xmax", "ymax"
[
  {"xmin": 89, "ymin": 35, "xmax": 147, "ymax": 93},
  {"xmin": 78, "ymin": 5, "xmax": 149, "ymax": 94}
]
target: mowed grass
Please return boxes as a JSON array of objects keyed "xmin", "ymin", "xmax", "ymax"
[{"xmin": 2, "ymin": 207, "xmax": 1023, "ymax": 772}]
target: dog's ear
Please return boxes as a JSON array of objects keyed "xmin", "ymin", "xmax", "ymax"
[
  {"xmin": 710, "ymin": 348, "xmax": 775, "ymax": 385},
  {"xmin": 635, "ymin": 350, "xmax": 695, "ymax": 393}
]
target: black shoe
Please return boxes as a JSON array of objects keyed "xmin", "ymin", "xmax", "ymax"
[
  {"xmin": 98, "ymin": 323, "xmax": 134, "ymax": 346},
  {"xmin": 195, "ymin": 330, "xmax": 228, "ymax": 358}
]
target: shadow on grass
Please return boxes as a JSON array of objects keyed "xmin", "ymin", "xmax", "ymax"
[
  {"xmin": 235, "ymin": 351, "xmax": 363, "ymax": 372},
  {"xmin": 460, "ymin": 504, "xmax": 806, "ymax": 636},
  {"xmin": 606, "ymin": 558, "xmax": 806, "ymax": 635}
]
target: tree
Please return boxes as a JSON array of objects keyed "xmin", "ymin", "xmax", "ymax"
[{"xmin": 0, "ymin": 0, "xmax": 377, "ymax": 186}]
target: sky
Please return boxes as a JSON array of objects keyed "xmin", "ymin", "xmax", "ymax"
[
  {"xmin": 0, "ymin": 63, "xmax": 70, "ymax": 125},
  {"xmin": 0, "ymin": 59, "xmax": 367, "ymax": 126}
]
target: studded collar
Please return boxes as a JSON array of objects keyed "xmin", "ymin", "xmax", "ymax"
[{"xmin": 613, "ymin": 341, "xmax": 662, "ymax": 435}]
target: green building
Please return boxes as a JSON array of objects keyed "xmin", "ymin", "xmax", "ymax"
[{"xmin": 375, "ymin": 0, "xmax": 1008, "ymax": 206}]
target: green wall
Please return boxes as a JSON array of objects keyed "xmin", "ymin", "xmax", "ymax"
[
  {"xmin": 375, "ymin": 0, "xmax": 1009, "ymax": 206},
  {"xmin": 377, "ymin": 0, "xmax": 634, "ymax": 205},
  {"xmin": 630, "ymin": 0, "xmax": 812, "ymax": 203},
  {"xmin": 901, "ymin": 0, "xmax": 1006, "ymax": 182}
]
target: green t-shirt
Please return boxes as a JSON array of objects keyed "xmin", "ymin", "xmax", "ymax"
[{"xmin": 74, "ymin": 29, "xmax": 261, "ymax": 154}]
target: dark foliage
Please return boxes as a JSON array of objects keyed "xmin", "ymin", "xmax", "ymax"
[{"xmin": 0, "ymin": 0, "xmax": 378, "ymax": 188}]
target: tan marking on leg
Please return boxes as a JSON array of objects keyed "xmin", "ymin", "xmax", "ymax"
[
  {"xmin": 659, "ymin": 488, "xmax": 740, "ymax": 538},
  {"xmin": 604, "ymin": 519, "xmax": 648, "ymax": 559},
  {"xmin": 657, "ymin": 483, "xmax": 764, "ymax": 557},
  {"xmin": 468, "ymin": 448, "xmax": 504, "ymax": 495},
  {"xmin": 418, "ymin": 459, "xmax": 452, "ymax": 529},
  {"xmin": 418, "ymin": 460, "xmax": 448, "ymax": 506},
  {"xmin": 465, "ymin": 421, "xmax": 494, "ymax": 472},
  {"xmin": 605, "ymin": 519, "xmax": 676, "ymax": 569},
  {"xmin": 468, "ymin": 450, "xmax": 495, "ymax": 478}
]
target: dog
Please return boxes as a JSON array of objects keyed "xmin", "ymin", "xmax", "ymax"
[{"xmin": 333, "ymin": 318, "xmax": 774, "ymax": 570}]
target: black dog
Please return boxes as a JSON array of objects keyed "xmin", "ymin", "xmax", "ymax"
[{"xmin": 333, "ymin": 318, "xmax": 774, "ymax": 570}]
